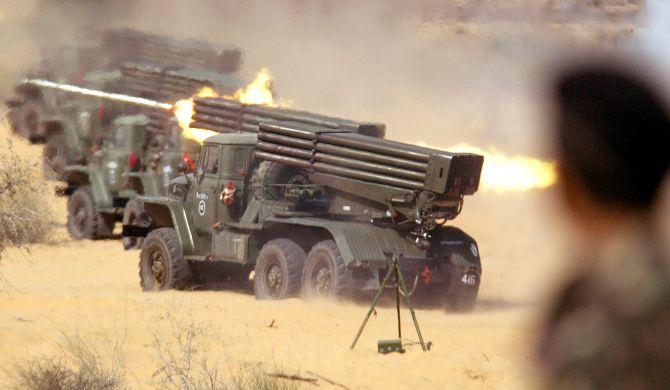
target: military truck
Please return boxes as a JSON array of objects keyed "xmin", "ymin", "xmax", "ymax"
[
  {"xmin": 129, "ymin": 119, "xmax": 484, "ymax": 310},
  {"xmin": 5, "ymin": 28, "xmax": 243, "ymax": 177},
  {"xmin": 6, "ymin": 29, "xmax": 242, "ymax": 143},
  {"xmin": 31, "ymin": 63, "xmax": 242, "ymax": 179},
  {"xmin": 59, "ymin": 114, "xmax": 201, "ymax": 249}
]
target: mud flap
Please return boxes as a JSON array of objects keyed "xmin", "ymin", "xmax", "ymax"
[
  {"xmin": 443, "ymin": 261, "xmax": 481, "ymax": 304},
  {"xmin": 122, "ymin": 224, "xmax": 151, "ymax": 237}
]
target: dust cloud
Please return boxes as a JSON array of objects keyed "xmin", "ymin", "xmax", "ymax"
[{"xmin": 1, "ymin": 1, "xmax": 643, "ymax": 155}]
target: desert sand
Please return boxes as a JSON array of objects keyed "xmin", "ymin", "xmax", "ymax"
[{"xmin": 0, "ymin": 121, "xmax": 573, "ymax": 389}]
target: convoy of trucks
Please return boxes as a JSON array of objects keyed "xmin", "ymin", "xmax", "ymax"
[{"xmin": 5, "ymin": 28, "xmax": 485, "ymax": 310}]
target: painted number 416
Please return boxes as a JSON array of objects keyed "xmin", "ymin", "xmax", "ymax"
[{"xmin": 461, "ymin": 274, "xmax": 477, "ymax": 285}]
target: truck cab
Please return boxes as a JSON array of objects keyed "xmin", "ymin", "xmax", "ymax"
[
  {"xmin": 181, "ymin": 133, "xmax": 256, "ymax": 253},
  {"xmin": 61, "ymin": 114, "xmax": 200, "ymax": 249}
]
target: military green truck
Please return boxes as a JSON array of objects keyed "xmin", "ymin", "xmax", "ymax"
[
  {"xmin": 5, "ymin": 28, "xmax": 243, "ymax": 177},
  {"xmin": 129, "ymin": 120, "xmax": 484, "ymax": 310},
  {"xmin": 6, "ymin": 28, "xmax": 241, "ymax": 142},
  {"xmin": 60, "ymin": 114, "xmax": 201, "ymax": 249},
  {"xmin": 10, "ymin": 64, "xmax": 242, "ymax": 180}
]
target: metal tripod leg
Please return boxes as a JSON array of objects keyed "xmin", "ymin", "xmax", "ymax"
[
  {"xmin": 395, "ymin": 261, "xmax": 427, "ymax": 351},
  {"xmin": 395, "ymin": 264, "xmax": 402, "ymax": 340},
  {"xmin": 350, "ymin": 264, "xmax": 396, "ymax": 349}
]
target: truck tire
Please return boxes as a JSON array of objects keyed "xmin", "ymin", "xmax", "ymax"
[
  {"xmin": 302, "ymin": 240, "xmax": 352, "ymax": 299},
  {"xmin": 122, "ymin": 199, "xmax": 150, "ymax": 250},
  {"xmin": 11, "ymin": 101, "xmax": 44, "ymax": 141},
  {"xmin": 251, "ymin": 161, "xmax": 308, "ymax": 201},
  {"xmin": 43, "ymin": 131, "xmax": 69, "ymax": 179},
  {"xmin": 66, "ymin": 186, "xmax": 114, "ymax": 240},
  {"xmin": 139, "ymin": 228, "xmax": 192, "ymax": 291},
  {"xmin": 253, "ymin": 238, "xmax": 306, "ymax": 299}
]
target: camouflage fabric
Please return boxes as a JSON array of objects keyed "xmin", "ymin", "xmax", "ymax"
[{"xmin": 538, "ymin": 222, "xmax": 670, "ymax": 389}]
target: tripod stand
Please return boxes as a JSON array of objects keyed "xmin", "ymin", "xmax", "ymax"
[{"xmin": 350, "ymin": 252, "xmax": 427, "ymax": 351}]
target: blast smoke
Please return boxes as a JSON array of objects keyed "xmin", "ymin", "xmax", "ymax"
[
  {"xmin": 1, "ymin": 1, "xmax": 641, "ymax": 156},
  {"xmin": 118, "ymin": 1, "xmax": 640, "ymax": 157}
]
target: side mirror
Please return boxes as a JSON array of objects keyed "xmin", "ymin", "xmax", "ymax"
[{"xmin": 176, "ymin": 162, "xmax": 188, "ymax": 175}]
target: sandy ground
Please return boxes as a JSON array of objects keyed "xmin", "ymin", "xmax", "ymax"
[{"xmin": 0, "ymin": 121, "xmax": 574, "ymax": 389}]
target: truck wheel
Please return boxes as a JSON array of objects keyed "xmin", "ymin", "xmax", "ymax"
[
  {"xmin": 43, "ymin": 131, "xmax": 69, "ymax": 179},
  {"xmin": 253, "ymin": 238, "xmax": 306, "ymax": 299},
  {"xmin": 66, "ymin": 186, "xmax": 114, "ymax": 239},
  {"xmin": 11, "ymin": 101, "xmax": 44, "ymax": 141},
  {"xmin": 139, "ymin": 228, "xmax": 192, "ymax": 291},
  {"xmin": 302, "ymin": 240, "xmax": 351, "ymax": 299},
  {"xmin": 122, "ymin": 199, "xmax": 150, "ymax": 250}
]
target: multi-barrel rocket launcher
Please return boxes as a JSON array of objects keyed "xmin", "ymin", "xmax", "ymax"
[
  {"xmin": 252, "ymin": 122, "xmax": 483, "ymax": 248},
  {"xmin": 119, "ymin": 62, "xmax": 242, "ymax": 101},
  {"xmin": 19, "ymin": 78, "xmax": 205, "ymax": 249},
  {"xmin": 190, "ymin": 96, "xmax": 386, "ymax": 137},
  {"xmin": 20, "ymin": 80, "xmax": 484, "ymax": 238},
  {"xmin": 129, "ymin": 96, "xmax": 484, "ymax": 310},
  {"xmin": 101, "ymin": 28, "xmax": 243, "ymax": 74},
  {"xmin": 190, "ymin": 96, "xmax": 483, "ymax": 248},
  {"xmin": 6, "ymin": 27, "xmax": 244, "ymax": 146}
]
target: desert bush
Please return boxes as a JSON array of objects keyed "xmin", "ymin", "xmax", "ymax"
[
  {"xmin": 0, "ymin": 138, "xmax": 52, "ymax": 257},
  {"xmin": 10, "ymin": 333, "xmax": 125, "ymax": 390},
  {"xmin": 152, "ymin": 314, "xmax": 223, "ymax": 390},
  {"xmin": 152, "ymin": 314, "xmax": 299, "ymax": 390},
  {"xmin": 230, "ymin": 363, "xmax": 301, "ymax": 390}
]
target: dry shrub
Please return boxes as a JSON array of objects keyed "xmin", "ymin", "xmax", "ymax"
[
  {"xmin": 152, "ymin": 314, "xmax": 223, "ymax": 390},
  {"xmin": 230, "ymin": 363, "xmax": 301, "ymax": 390},
  {"xmin": 10, "ymin": 333, "xmax": 125, "ymax": 390},
  {"xmin": 153, "ymin": 314, "xmax": 299, "ymax": 390},
  {"xmin": 0, "ymin": 138, "xmax": 52, "ymax": 257}
]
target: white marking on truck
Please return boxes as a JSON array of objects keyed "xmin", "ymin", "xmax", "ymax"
[{"xmin": 198, "ymin": 200, "xmax": 206, "ymax": 216}]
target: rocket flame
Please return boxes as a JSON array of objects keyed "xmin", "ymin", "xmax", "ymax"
[
  {"xmin": 419, "ymin": 142, "xmax": 557, "ymax": 193},
  {"xmin": 232, "ymin": 67, "xmax": 277, "ymax": 106},
  {"xmin": 174, "ymin": 87, "xmax": 219, "ymax": 144},
  {"xmin": 173, "ymin": 68, "xmax": 281, "ymax": 144}
]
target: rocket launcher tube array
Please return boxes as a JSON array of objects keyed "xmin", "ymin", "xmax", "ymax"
[
  {"xmin": 254, "ymin": 122, "xmax": 484, "ymax": 197},
  {"xmin": 21, "ymin": 79, "xmax": 482, "ymax": 196},
  {"xmin": 192, "ymin": 97, "xmax": 386, "ymax": 137}
]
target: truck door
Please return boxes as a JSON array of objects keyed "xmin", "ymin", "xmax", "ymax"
[
  {"xmin": 192, "ymin": 145, "xmax": 221, "ymax": 244},
  {"xmin": 216, "ymin": 145, "xmax": 252, "ymax": 223}
]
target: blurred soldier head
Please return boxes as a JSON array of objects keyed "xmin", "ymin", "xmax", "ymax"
[{"xmin": 553, "ymin": 62, "xmax": 670, "ymax": 239}]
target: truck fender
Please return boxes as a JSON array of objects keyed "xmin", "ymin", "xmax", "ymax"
[
  {"xmin": 264, "ymin": 216, "xmax": 424, "ymax": 267},
  {"xmin": 134, "ymin": 196, "xmax": 195, "ymax": 256},
  {"xmin": 64, "ymin": 166, "xmax": 113, "ymax": 208},
  {"xmin": 427, "ymin": 226, "xmax": 482, "ymax": 308},
  {"xmin": 428, "ymin": 226, "xmax": 482, "ymax": 272}
]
